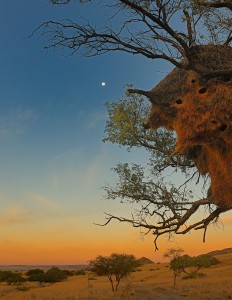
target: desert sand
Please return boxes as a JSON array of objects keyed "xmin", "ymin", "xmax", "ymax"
[{"xmin": 0, "ymin": 252, "xmax": 231, "ymax": 300}]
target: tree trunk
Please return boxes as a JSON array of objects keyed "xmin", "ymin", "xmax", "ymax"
[{"xmin": 109, "ymin": 277, "xmax": 115, "ymax": 292}]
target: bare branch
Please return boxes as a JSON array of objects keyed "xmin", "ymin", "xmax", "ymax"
[
  {"xmin": 36, "ymin": 0, "xmax": 231, "ymax": 76},
  {"xmin": 98, "ymin": 199, "xmax": 227, "ymax": 249},
  {"xmin": 119, "ymin": 0, "xmax": 189, "ymax": 51},
  {"xmin": 183, "ymin": 9, "xmax": 194, "ymax": 46}
]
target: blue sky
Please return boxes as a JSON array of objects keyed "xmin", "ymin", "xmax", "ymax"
[{"xmin": 0, "ymin": 1, "xmax": 231, "ymax": 264}]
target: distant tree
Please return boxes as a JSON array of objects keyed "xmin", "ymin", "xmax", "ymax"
[
  {"xmin": 164, "ymin": 248, "xmax": 185, "ymax": 261},
  {"xmin": 90, "ymin": 253, "xmax": 139, "ymax": 291},
  {"xmin": 173, "ymin": 255, "xmax": 210, "ymax": 275},
  {"xmin": 169, "ymin": 254, "xmax": 214, "ymax": 284},
  {"xmin": 6, "ymin": 273, "xmax": 26, "ymax": 286},
  {"xmin": 75, "ymin": 269, "xmax": 86, "ymax": 276},
  {"xmin": 0, "ymin": 271, "xmax": 14, "ymax": 282},
  {"xmin": 28, "ymin": 272, "xmax": 47, "ymax": 287},
  {"xmin": 164, "ymin": 248, "xmax": 184, "ymax": 286},
  {"xmin": 27, "ymin": 267, "xmax": 67, "ymax": 286},
  {"xmin": 45, "ymin": 267, "xmax": 67, "ymax": 283},
  {"xmin": 62, "ymin": 269, "xmax": 76, "ymax": 277},
  {"xmin": 206, "ymin": 256, "xmax": 221, "ymax": 266},
  {"xmin": 26, "ymin": 269, "xmax": 44, "ymax": 277}
]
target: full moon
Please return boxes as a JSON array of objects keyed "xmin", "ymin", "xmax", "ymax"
[{"xmin": 101, "ymin": 82, "xmax": 106, "ymax": 86}]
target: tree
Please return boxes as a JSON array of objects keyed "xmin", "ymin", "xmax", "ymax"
[
  {"xmin": 164, "ymin": 249, "xmax": 214, "ymax": 285},
  {"xmin": 27, "ymin": 267, "xmax": 67, "ymax": 286},
  {"xmin": 75, "ymin": 269, "xmax": 86, "ymax": 276},
  {"xmin": 170, "ymin": 255, "xmax": 212, "ymax": 281},
  {"xmin": 37, "ymin": 1, "xmax": 232, "ymax": 245},
  {"xmin": 5, "ymin": 273, "xmax": 26, "ymax": 286},
  {"xmin": 28, "ymin": 272, "xmax": 47, "ymax": 287},
  {"xmin": 0, "ymin": 271, "xmax": 14, "ymax": 282},
  {"xmin": 26, "ymin": 269, "xmax": 44, "ymax": 277},
  {"xmin": 45, "ymin": 267, "xmax": 67, "ymax": 283},
  {"xmin": 0, "ymin": 271, "xmax": 26, "ymax": 286},
  {"xmin": 164, "ymin": 248, "xmax": 184, "ymax": 286},
  {"xmin": 90, "ymin": 253, "xmax": 139, "ymax": 291}
]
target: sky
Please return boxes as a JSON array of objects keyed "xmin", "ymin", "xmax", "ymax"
[{"xmin": 0, "ymin": 1, "xmax": 231, "ymax": 265}]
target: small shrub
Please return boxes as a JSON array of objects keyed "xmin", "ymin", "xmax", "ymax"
[
  {"xmin": 0, "ymin": 271, "xmax": 15, "ymax": 282},
  {"xmin": 196, "ymin": 255, "xmax": 220, "ymax": 267},
  {"xmin": 209, "ymin": 256, "xmax": 221, "ymax": 266},
  {"xmin": 28, "ymin": 267, "xmax": 67, "ymax": 285},
  {"xmin": 62, "ymin": 270, "xmax": 75, "ymax": 277},
  {"xmin": 26, "ymin": 269, "xmax": 44, "ymax": 276},
  {"xmin": 75, "ymin": 269, "xmax": 86, "ymax": 276},
  {"xmin": 182, "ymin": 272, "xmax": 206, "ymax": 280},
  {"xmin": 6, "ymin": 273, "xmax": 26, "ymax": 286},
  {"xmin": 16, "ymin": 285, "xmax": 30, "ymax": 291},
  {"xmin": 45, "ymin": 267, "xmax": 67, "ymax": 283},
  {"xmin": 28, "ymin": 272, "xmax": 47, "ymax": 285}
]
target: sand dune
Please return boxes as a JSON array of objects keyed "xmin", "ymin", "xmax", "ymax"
[{"xmin": 0, "ymin": 253, "xmax": 232, "ymax": 300}]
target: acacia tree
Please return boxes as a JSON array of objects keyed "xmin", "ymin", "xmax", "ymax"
[
  {"xmin": 164, "ymin": 249, "xmax": 214, "ymax": 285},
  {"xmin": 170, "ymin": 255, "xmax": 212, "ymax": 283},
  {"xmin": 38, "ymin": 1, "xmax": 232, "ymax": 247},
  {"xmin": 163, "ymin": 248, "xmax": 184, "ymax": 286},
  {"xmin": 90, "ymin": 253, "xmax": 138, "ymax": 291}
]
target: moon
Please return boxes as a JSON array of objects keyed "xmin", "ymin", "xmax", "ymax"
[{"xmin": 101, "ymin": 82, "xmax": 106, "ymax": 86}]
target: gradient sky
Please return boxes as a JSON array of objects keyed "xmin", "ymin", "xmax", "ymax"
[{"xmin": 0, "ymin": 1, "xmax": 231, "ymax": 265}]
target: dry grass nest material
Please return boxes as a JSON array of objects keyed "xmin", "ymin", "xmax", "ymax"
[{"xmin": 147, "ymin": 45, "xmax": 232, "ymax": 209}]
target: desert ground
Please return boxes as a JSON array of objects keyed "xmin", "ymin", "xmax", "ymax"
[{"xmin": 0, "ymin": 252, "xmax": 231, "ymax": 300}]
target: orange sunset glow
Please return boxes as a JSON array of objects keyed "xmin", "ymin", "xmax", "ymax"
[{"xmin": 0, "ymin": 1, "xmax": 231, "ymax": 271}]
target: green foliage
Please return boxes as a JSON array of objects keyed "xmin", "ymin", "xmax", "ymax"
[
  {"xmin": 45, "ymin": 267, "xmax": 67, "ymax": 283},
  {"xmin": 170, "ymin": 255, "xmax": 193, "ymax": 273},
  {"xmin": 0, "ymin": 271, "xmax": 26, "ymax": 285},
  {"xmin": 26, "ymin": 269, "xmax": 44, "ymax": 276},
  {"xmin": 164, "ymin": 248, "xmax": 185, "ymax": 286},
  {"xmin": 102, "ymin": 90, "xmax": 199, "ymax": 249},
  {"xmin": 75, "ymin": 269, "xmax": 86, "ymax": 276},
  {"xmin": 27, "ymin": 272, "xmax": 47, "ymax": 284},
  {"xmin": 0, "ymin": 271, "xmax": 15, "ymax": 282},
  {"xmin": 62, "ymin": 270, "xmax": 76, "ymax": 277},
  {"xmin": 164, "ymin": 249, "xmax": 215, "ymax": 285},
  {"xmin": 6, "ymin": 273, "xmax": 26, "ymax": 286},
  {"xmin": 193, "ymin": 255, "xmax": 212, "ymax": 269},
  {"xmin": 28, "ymin": 267, "xmax": 67, "ymax": 284},
  {"xmin": 103, "ymin": 87, "xmax": 150, "ymax": 148},
  {"xmin": 90, "ymin": 253, "xmax": 139, "ymax": 291},
  {"xmin": 171, "ymin": 254, "xmax": 213, "ymax": 282},
  {"xmin": 198, "ymin": 255, "xmax": 220, "ymax": 266},
  {"xmin": 103, "ymin": 88, "xmax": 178, "ymax": 172},
  {"xmin": 164, "ymin": 248, "xmax": 184, "ymax": 261},
  {"xmin": 209, "ymin": 256, "xmax": 221, "ymax": 265}
]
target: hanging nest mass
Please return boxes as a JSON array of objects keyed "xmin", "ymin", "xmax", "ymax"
[{"xmin": 130, "ymin": 45, "xmax": 232, "ymax": 210}]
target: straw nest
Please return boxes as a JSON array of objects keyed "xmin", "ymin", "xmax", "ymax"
[{"xmin": 146, "ymin": 45, "xmax": 232, "ymax": 209}]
